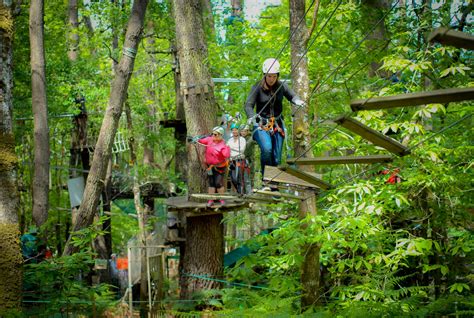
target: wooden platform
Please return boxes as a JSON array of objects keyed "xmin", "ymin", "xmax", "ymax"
[
  {"xmin": 428, "ymin": 27, "xmax": 474, "ymax": 50},
  {"xmin": 263, "ymin": 166, "xmax": 320, "ymax": 189},
  {"xmin": 287, "ymin": 154, "xmax": 393, "ymax": 165},
  {"xmin": 166, "ymin": 196, "xmax": 247, "ymax": 217},
  {"xmin": 334, "ymin": 116, "xmax": 409, "ymax": 156},
  {"xmin": 159, "ymin": 119, "xmax": 186, "ymax": 129},
  {"xmin": 350, "ymin": 87, "xmax": 474, "ymax": 111},
  {"xmin": 111, "ymin": 181, "xmax": 171, "ymax": 199}
]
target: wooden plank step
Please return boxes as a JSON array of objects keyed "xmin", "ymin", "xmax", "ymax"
[
  {"xmin": 334, "ymin": 116, "xmax": 409, "ymax": 156},
  {"xmin": 287, "ymin": 154, "xmax": 393, "ymax": 165},
  {"xmin": 278, "ymin": 165, "xmax": 332, "ymax": 190},
  {"xmin": 351, "ymin": 87, "xmax": 474, "ymax": 111},
  {"xmin": 253, "ymin": 190, "xmax": 304, "ymax": 200},
  {"xmin": 263, "ymin": 166, "xmax": 320, "ymax": 189},
  {"xmin": 244, "ymin": 194, "xmax": 291, "ymax": 203},
  {"xmin": 428, "ymin": 27, "xmax": 474, "ymax": 50},
  {"xmin": 190, "ymin": 194, "xmax": 241, "ymax": 201}
]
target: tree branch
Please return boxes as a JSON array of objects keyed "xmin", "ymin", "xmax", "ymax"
[{"xmin": 307, "ymin": 0, "xmax": 320, "ymax": 39}]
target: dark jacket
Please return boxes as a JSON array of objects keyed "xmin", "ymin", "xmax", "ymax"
[{"xmin": 244, "ymin": 80, "xmax": 298, "ymax": 120}]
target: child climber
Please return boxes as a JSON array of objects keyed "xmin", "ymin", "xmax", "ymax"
[{"xmin": 197, "ymin": 126, "xmax": 231, "ymax": 207}]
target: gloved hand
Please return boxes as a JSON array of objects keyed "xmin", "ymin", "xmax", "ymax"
[
  {"xmin": 246, "ymin": 116, "xmax": 256, "ymax": 126},
  {"xmin": 186, "ymin": 136, "xmax": 200, "ymax": 144},
  {"xmin": 293, "ymin": 98, "xmax": 305, "ymax": 107}
]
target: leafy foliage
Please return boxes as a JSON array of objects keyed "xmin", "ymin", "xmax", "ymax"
[{"xmin": 9, "ymin": 0, "xmax": 473, "ymax": 316}]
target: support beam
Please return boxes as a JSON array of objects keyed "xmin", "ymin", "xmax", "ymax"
[
  {"xmin": 287, "ymin": 154, "xmax": 393, "ymax": 165},
  {"xmin": 278, "ymin": 165, "xmax": 332, "ymax": 190},
  {"xmin": 351, "ymin": 87, "xmax": 474, "ymax": 111},
  {"xmin": 428, "ymin": 27, "xmax": 474, "ymax": 50},
  {"xmin": 334, "ymin": 116, "xmax": 409, "ymax": 156}
]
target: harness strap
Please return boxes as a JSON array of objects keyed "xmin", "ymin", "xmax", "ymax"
[{"xmin": 207, "ymin": 161, "xmax": 229, "ymax": 173}]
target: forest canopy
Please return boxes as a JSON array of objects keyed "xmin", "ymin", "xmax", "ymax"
[{"xmin": 0, "ymin": 0, "xmax": 472, "ymax": 316}]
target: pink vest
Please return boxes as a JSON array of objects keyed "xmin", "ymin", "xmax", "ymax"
[{"xmin": 199, "ymin": 136, "xmax": 230, "ymax": 165}]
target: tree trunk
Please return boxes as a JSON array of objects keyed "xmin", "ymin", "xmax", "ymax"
[
  {"xmin": 30, "ymin": 0, "xmax": 50, "ymax": 228},
  {"xmin": 124, "ymin": 101, "xmax": 150, "ymax": 314},
  {"xmin": 200, "ymin": 0, "xmax": 214, "ymax": 36},
  {"xmin": 0, "ymin": 1, "xmax": 22, "ymax": 312},
  {"xmin": 63, "ymin": 0, "xmax": 149, "ymax": 256},
  {"xmin": 67, "ymin": 0, "xmax": 79, "ymax": 61},
  {"xmin": 289, "ymin": 0, "xmax": 321, "ymax": 309},
  {"xmin": 172, "ymin": 0, "xmax": 223, "ymax": 299},
  {"xmin": 361, "ymin": 0, "xmax": 390, "ymax": 77},
  {"xmin": 172, "ymin": 45, "xmax": 188, "ymax": 181}
]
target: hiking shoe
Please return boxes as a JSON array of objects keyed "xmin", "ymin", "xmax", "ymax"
[
  {"xmin": 219, "ymin": 200, "xmax": 226, "ymax": 206},
  {"xmin": 206, "ymin": 200, "xmax": 214, "ymax": 208}
]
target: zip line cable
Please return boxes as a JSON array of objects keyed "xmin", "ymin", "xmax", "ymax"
[{"xmin": 290, "ymin": 0, "xmax": 401, "ymax": 118}]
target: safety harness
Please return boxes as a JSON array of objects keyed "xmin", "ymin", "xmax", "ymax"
[{"xmin": 206, "ymin": 160, "xmax": 229, "ymax": 174}]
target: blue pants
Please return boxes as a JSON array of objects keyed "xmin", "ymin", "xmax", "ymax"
[{"xmin": 253, "ymin": 124, "xmax": 284, "ymax": 178}]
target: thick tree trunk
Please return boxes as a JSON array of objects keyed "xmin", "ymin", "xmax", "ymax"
[
  {"xmin": 172, "ymin": 0, "xmax": 223, "ymax": 299},
  {"xmin": 0, "ymin": 2, "xmax": 22, "ymax": 312},
  {"xmin": 63, "ymin": 0, "xmax": 149, "ymax": 255},
  {"xmin": 30, "ymin": 0, "xmax": 50, "ymax": 228},
  {"xmin": 289, "ymin": 0, "xmax": 321, "ymax": 309}
]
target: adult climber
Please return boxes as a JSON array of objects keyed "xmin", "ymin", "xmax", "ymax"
[
  {"xmin": 196, "ymin": 126, "xmax": 231, "ymax": 207},
  {"xmin": 244, "ymin": 58, "xmax": 305, "ymax": 179},
  {"xmin": 227, "ymin": 123, "xmax": 247, "ymax": 194}
]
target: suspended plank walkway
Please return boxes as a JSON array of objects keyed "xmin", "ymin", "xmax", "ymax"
[
  {"xmin": 334, "ymin": 116, "xmax": 409, "ymax": 156},
  {"xmin": 428, "ymin": 27, "xmax": 474, "ymax": 50},
  {"xmin": 350, "ymin": 87, "xmax": 474, "ymax": 111},
  {"xmin": 252, "ymin": 189, "xmax": 304, "ymax": 201},
  {"xmin": 263, "ymin": 165, "xmax": 321, "ymax": 189},
  {"xmin": 287, "ymin": 154, "xmax": 393, "ymax": 165},
  {"xmin": 278, "ymin": 165, "xmax": 333, "ymax": 190}
]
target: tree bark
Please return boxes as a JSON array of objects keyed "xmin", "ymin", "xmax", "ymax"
[
  {"xmin": 63, "ymin": 0, "xmax": 149, "ymax": 255},
  {"xmin": 172, "ymin": 0, "xmax": 223, "ymax": 299},
  {"xmin": 289, "ymin": 0, "xmax": 321, "ymax": 309},
  {"xmin": 0, "ymin": 1, "xmax": 22, "ymax": 312},
  {"xmin": 30, "ymin": 0, "xmax": 50, "ymax": 228}
]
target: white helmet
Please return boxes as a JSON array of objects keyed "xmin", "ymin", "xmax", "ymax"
[
  {"xmin": 262, "ymin": 58, "xmax": 280, "ymax": 74},
  {"xmin": 212, "ymin": 126, "xmax": 225, "ymax": 136}
]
